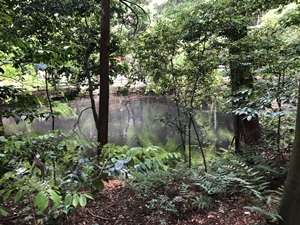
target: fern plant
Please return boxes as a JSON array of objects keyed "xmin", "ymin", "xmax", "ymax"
[
  {"xmin": 126, "ymin": 164, "xmax": 213, "ymax": 214},
  {"xmin": 192, "ymin": 195, "xmax": 214, "ymax": 210},
  {"xmin": 193, "ymin": 159, "xmax": 269, "ymax": 199},
  {"xmin": 146, "ymin": 195, "xmax": 185, "ymax": 213}
]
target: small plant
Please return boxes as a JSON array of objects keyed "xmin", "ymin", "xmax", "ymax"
[
  {"xmin": 146, "ymin": 195, "xmax": 186, "ymax": 213},
  {"xmin": 244, "ymin": 191, "xmax": 283, "ymax": 224},
  {"xmin": 245, "ymin": 205, "xmax": 282, "ymax": 223},
  {"xmin": 99, "ymin": 144, "xmax": 181, "ymax": 175},
  {"xmin": 126, "ymin": 164, "xmax": 205, "ymax": 215},
  {"xmin": 192, "ymin": 195, "xmax": 214, "ymax": 210},
  {"xmin": 193, "ymin": 158, "xmax": 269, "ymax": 198}
]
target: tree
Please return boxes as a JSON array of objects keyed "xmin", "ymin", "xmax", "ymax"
[
  {"xmin": 0, "ymin": 0, "xmax": 47, "ymax": 135},
  {"xmin": 277, "ymin": 3, "xmax": 300, "ymax": 224},
  {"xmin": 242, "ymin": 3, "xmax": 300, "ymax": 157},
  {"xmin": 98, "ymin": 0, "xmax": 110, "ymax": 153},
  {"xmin": 130, "ymin": 2, "xmax": 222, "ymax": 168},
  {"xmin": 279, "ymin": 78, "xmax": 300, "ymax": 224},
  {"xmin": 1, "ymin": 0, "xmax": 134, "ymax": 144},
  {"xmin": 0, "ymin": 0, "xmax": 11, "ymax": 136}
]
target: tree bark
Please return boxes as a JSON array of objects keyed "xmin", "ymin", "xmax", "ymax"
[
  {"xmin": 0, "ymin": 113, "xmax": 4, "ymax": 136},
  {"xmin": 279, "ymin": 82, "xmax": 300, "ymax": 225},
  {"xmin": 98, "ymin": 0, "xmax": 110, "ymax": 154},
  {"xmin": 229, "ymin": 46, "xmax": 261, "ymax": 153}
]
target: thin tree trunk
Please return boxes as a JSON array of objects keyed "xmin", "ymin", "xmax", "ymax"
[
  {"xmin": 279, "ymin": 82, "xmax": 300, "ymax": 224},
  {"xmin": 188, "ymin": 116, "xmax": 192, "ymax": 168},
  {"xmin": 213, "ymin": 97, "xmax": 217, "ymax": 132},
  {"xmin": 98, "ymin": 0, "xmax": 110, "ymax": 155},
  {"xmin": 276, "ymin": 72, "xmax": 285, "ymax": 158},
  {"xmin": 83, "ymin": 14, "xmax": 99, "ymax": 132},
  {"xmin": 0, "ymin": 113, "xmax": 4, "ymax": 136},
  {"xmin": 191, "ymin": 117, "xmax": 207, "ymax": 172},
  {"xmin": 84, "ymin": 44, "xmax": 99, "ymax": 131},
  {"xmin": 187, "ymin": 75, "xmax": 200, "ymax": 168},
  {"xmin": 45, "ymin": 73, "xmax": 55, "ymax": 131},
  {"xmin": 175, "ymin": 98, "xmax": 187, "ymax": 163}
]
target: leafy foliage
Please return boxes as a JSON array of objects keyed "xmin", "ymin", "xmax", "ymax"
[
  {"xmin": 1, "ymin": 0, "xmax": 299, "ymax": 223},
  {"xmin": 98, "ymin": 144, "xmax": 181, "ymax": 176},
  {"xmin": 0, "ymin": 130, "xmax": 98, "ymax": 223},
  {"xmin": 193, "ymin": 159, "xmax": 269, "ymax": 198}
]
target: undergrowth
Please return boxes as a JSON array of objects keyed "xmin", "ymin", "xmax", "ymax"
[{"xmin": 126, "ymin": 157, "xmax": 283, "ymax": 222}]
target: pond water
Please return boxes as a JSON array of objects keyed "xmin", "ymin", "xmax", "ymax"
[{"xmin": 3, "ymin": 95, "xmax": 233, "ymax": 152}]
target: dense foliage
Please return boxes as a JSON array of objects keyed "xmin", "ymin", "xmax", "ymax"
[{"xmin": 0, "ymin": 0, "xmax": 299, "ymax": 224}]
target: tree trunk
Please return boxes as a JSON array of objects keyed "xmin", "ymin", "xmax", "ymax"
[
  {"xmin": 0, "ymin": 113, "xmax": 4, "ymax": 136},
  {"xmin": 279, "ymin": 82, "xmax": 300, "ymax": 225},
  {"xmin": 45, "ymin": 73, "xmax": 55, "ymax": 131},
  {"xmin": 229, "ymin": 46, "xmax": 261, "ymax": 153},
  {"xmin": 84, "ymin": 43, "xmax": 99, "ymax": 132},
  {"xmin": 98, "ymin": 0, "xmax": 110, "ymax": 154}
]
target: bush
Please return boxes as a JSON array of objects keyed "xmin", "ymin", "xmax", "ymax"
[{"xmin": 0, "ymin": 130, "xmax": 97, "ymax": 224}]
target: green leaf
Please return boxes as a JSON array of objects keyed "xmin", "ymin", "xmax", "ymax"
[
  {"xmin": 72, "ymin": 193, "xmax": 79, "ymax": 207},
  {"xmin": 9, "ymin": 144, "xmax": 14, "ymax": 153},
  {"xmin": 145, "ymin": 159, "xmax": 152, "ymax": 169},
  {"xmin": 64, "ymin": 193, "xmax": 72, "ymax": 207},
  {"xmin": 79, "ymin": 194, "xmax": 87, "ymax": 208},
  {"xmin": 14, "ymin": 141, "xmax": 21, "ymax": 149},
  {"xmin": 92, "ymin": 178, "xmax": 105, "ymax": 191},
  {"xmin": 4, "ymin": 146, "xmax": 9, "ymax": 153},
  {"xmin": 47, "ymin": 189, "xmax": 61, "ymax": 206},
  {"xmin": 126, "ymin": 147, "xmax": 143, "ymax": 157},
  {"xmin": 34, "ymin": 191, "xmax": 49, "ymax": 211},
  {"xmin": 0, "ymin": 190, "xmax": 5, "ymax": 196},
  {"xmin": 0, "ymin": 136, "xmax": 7, "ymax": 143},
  {"xmin": 0, "ymin": 207, "xmax": 8, "ymax": 216},
  {"xmin": 152, "ymin": 159, "xmax": 160, "ymax": 169},
  {"xmin": 114, "ymin": 160, "xmax": 124, "ymax": 171},
  {"xmin": 14, "ymin": 190, "xmax": 26, "ymax": 203},
  {"xmin": 3, "ymin": 190, "xmax": 12, "ymax": 201},
  {"xmin": 84, "ymin": 193, "xmax": 94, "ymax": 200}
]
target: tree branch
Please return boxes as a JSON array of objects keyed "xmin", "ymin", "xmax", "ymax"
[{"xmin": 119, "ymin": 0, "xmax": 150, "ymax": 35}]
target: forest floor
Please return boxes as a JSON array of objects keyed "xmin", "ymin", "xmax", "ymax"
[
  {"xmin": 0, "ymin": 179, "xmax": 280, "ymax": 225},
  {"xmin": 63, "ymin": 179, "xmax": 270, "ymax": 225}
]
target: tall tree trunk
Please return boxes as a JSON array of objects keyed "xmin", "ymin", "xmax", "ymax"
[
  {"xmin": 98, "ymin": 0, "xmax": 110, "ymax": 154},
  {"xmin": 229, "ymin": 46, "xmax": 261, "ymax": 153},
  {"xmin": 279, "ymin": 82, "xmax": 300, "ymax": 225}
]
